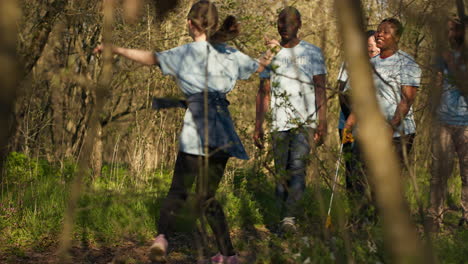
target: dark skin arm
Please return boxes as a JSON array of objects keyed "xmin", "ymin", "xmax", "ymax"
[
  {"xmin": 253, "ymin": 78, "xmax": 271, "ymax": 149},
  {"xmin": 314, "ymin": 74, "xmax": 327, "ymax": 144},
  {"xmin": 390, "ymin": 85, "xmax": 417, "ymax": 132},
  {"xmin": 344, "ymin": 113, "xmax": 356, "ymax": 130},
  {"xmin": 345, "ymin": 86, "xmax": 417, "ymax": 133},
  {"xmin": 338, "ymin": 80, "xmax": 351, "ymax": 112}
]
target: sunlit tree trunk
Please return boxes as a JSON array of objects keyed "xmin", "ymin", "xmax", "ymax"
[
  {"xmin": 0, "ymin": 0, "xmax": 21, "ymax": 179},
  {"xmin": 334, "ymin": 0, "xmax": 427, "ymax": 262},
  {"xmin": 91, "ymin": 123, "xmax": 103, "ymax": 178},
  {"xmin": 19, "ymin": 0, "xmax": 68, "ymax": 78},
  {"xmin": 57, "ymin": 0, "xmax": 115, "ymax": 261}
]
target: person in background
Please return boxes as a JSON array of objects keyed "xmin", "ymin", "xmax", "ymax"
[
  {"xmin": 254, "ymin": 6, "xmax": 327, "ymax": 233},
  {"xmin": 344, "ymin": 18, "xmax": 421, "ymax": 164},
  {"xmin": 428, "ymin": 16, "xmax": 468, "ymax": 230},
  {"xmin": 343, "ymin": 18, "xmax": 421, "ymax": 224},
  {"xmin": 95, "ymin": 1, "xmax": 274, "ymax": 263},
  {"xmin": 336, "ymin": 29, "xmax": 380, "ymax": 196}
]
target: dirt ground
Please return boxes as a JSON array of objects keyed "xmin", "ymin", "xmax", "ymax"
[{"xmin": 0, "ymin": 228, "xmax": 272, "ymax": 264}]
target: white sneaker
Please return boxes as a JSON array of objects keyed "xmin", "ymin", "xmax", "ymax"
[
  {"xmin": 280, "ymin": 217, "xmax": 297, "ymax": 233},
  {"xmin": 149, "ymin": 234, "xmax": 168, "ymax": 262},
  {"xmin": 211, "ymin": 252, "xmax": 239, "ymax": 264}
]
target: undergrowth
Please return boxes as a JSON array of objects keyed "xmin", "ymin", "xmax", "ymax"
[{"xmin": 1, "ymin": 152, "xmax": 467, "ymax": 263}]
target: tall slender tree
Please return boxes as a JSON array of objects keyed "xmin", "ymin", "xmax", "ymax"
[{"xmin": 334, "ymin": 0, "xmax": 428, "ymax": 262}]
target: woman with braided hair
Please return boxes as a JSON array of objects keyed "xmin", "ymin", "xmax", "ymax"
[{"xmin": 95, "ymin": 1, "xmax": 275, "ymax": 263}]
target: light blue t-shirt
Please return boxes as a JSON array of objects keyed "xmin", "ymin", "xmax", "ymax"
[
  {"xmin": 436, "ymin": 51, "xmax": 468, "ymax": 126},
  {"xmin": 336, "ymin": 55, "xmax": 379, "ymax": 130},
  {"xmin": 370, "ymin": 50, "xmax": 421, "ymax": 137},
  {"xmin": 260, "ymin": 40, "xmax": 327, "ymax": 131},
  {"xmin": 156, "ymin": 41, "xmax": 259, "ymax": 155}
]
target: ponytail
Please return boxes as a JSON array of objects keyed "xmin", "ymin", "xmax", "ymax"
[
  {"xmin": 188, "ymin": 1, "xmax": 239, "ymax": 44},
  {"xmin": 210, "ymin": 15, "xmax": 240, "ymax": 44},
  {"xmin": 187, "ymin": 1, "xmax": 218, "ymax": 38}
]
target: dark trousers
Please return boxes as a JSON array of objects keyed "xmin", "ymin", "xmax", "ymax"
[
  {"xmin": 392, "ymin": 133, "xmax": 416, "ymax": 166},
  {"xmin": 157, "ymin": 151, "xmax": 235, "ymax": 256},
  {"xmin": 350, "ymin": 133, "xmax": 416, "ymax": 201},
  {"xmin": 272, "ymin": 129, "xmax": 312, "ymax": 218},
  {"xmin": 338, "ymin": 129, "xmax": 359, "ymax": 194},
  {"xmin": 429, "ymin": 124, "xmax": 468, "ymax": 221}
]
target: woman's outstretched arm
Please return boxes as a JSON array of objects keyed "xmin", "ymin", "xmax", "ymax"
[{"xmin": 94, "ymin": 45, "xmax": 159, "ymax": 66}]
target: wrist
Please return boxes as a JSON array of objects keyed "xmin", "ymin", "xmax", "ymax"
[
  {"xmin": 270, "ymin": 45, "xmax": 280, "ymax": 54},
  {"xmin": 111, "ymin": 46, "xmax": 121, "ymax": 55},
  {"xmin": 389, "ymin": 120, "xmax": 399, "ymax": 129}
]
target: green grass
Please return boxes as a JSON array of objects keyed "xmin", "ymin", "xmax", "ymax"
[
  {"xmin": 0, "ymin": 153, "xmax": 172, "ymax": 254},
  {"xmin": 1, "ymin": 153, "xmax": 69, "ymax": 252},
  {"xmin": 1, "ymin": 152, "xmax": 467, "ymax": 263}
]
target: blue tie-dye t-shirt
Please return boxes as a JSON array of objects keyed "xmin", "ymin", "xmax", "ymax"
[
  {"xmin": 156, "ymin": 41, "xmax": 259, "ymax": 156},
  {"xmin": 260, "ymin": 40, "xmax": 327, "ymax": 132},
  {"xmin": 435, "ymin": 51, "xmax": 468, "ymax": 126},
  {"xmin": 370, "ymin": 50, "xmax": 421, "ymax": 137}
]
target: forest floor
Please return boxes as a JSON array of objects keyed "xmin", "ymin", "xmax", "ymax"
[
  {"xmin": 0, "ymin": 212, "xmax": 468, "ymax": 264},
  {"xmin": 2, "ymin": 154, "xmax": 468, "ymax": 264},
  {"xmin": 0, "ymin": 227, "xmax": 274, "ymax": 264}
]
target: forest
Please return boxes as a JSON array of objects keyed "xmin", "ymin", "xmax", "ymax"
[{"xmin": 0, "ymin": 0, "xmax": 467, "ymax": 263}]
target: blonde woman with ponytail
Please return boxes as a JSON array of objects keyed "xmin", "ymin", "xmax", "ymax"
[{"xmin": 94, "ymin": 1, "xmax": 274, "ymax": 263}]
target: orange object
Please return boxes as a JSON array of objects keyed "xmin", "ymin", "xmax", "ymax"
[{"xmin": 342, "ymin": 128, "xmax": 354, "ymax": 144}]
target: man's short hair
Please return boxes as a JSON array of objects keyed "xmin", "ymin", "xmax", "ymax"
[
  {"xmin": 381, "ymin": 18, "xmax": 404, "ymax": 38},
  {"xmin": 279, "ymin": 6, "xmax": 301, "ymax": 23}
]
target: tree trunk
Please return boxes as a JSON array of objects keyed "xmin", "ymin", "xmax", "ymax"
[
  {"xmin": 0, "ymin": 0, "xmax": 21, "ymax": 179},
  {"xmin": 58, "ymin": 0, "xmax": 115, "ymax": 261},
  {"xmin": 19, "ymin": 0, "xmax": 68, "ymax": 78},
  {"xmin": 91, "ymin": 123, "xmax": 103, "ymax": 178},
  {"xmin": 334, "ymin": 0, "xmax": 427, "ymax": 263}
]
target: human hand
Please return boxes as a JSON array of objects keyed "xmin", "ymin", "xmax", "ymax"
[
  {"xmin": 264, "ymin": 35, "xmax": 281, "ymax": 52},
  {"xmin": 341, "ymin": 128, "xmax": 354, "ymax": 144},
  {"xmin": 93, "ymin": 44, "xmax": 116, "ymax": 54},
  {"xmin": 387, "ymin": 120, "xmax": 399, "ymax": 135},
  {"xmin": 314, "ymin": 121, "xmax": 327, "ymax": 146},
  {"xmin": 93, "ymin": 44, "xmax": 105, "ymax": 54},
  {"xmin": 253, "ymin": 127, "xmax": 265, "ymax": 149},
  {"xmin": 258, "ymin": 36, "xmax": 280, "ymax": 68}
]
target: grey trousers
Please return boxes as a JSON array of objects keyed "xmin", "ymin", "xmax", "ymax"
[
  {"xmin": 429, "ymin": 123, "xmax": 468, "ymax": 220},
  {"xmin": 272, "ymin": 128, "xmax": 313, "ymax": 218}
]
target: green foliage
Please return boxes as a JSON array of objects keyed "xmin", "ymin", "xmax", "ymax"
[
  {"xmin": 434, "ymin": 229, "xmax": 468, "ymax": 263},
  {"xmin": 75, "ymin": 189, "xmax": 154, "ymax": 245},
  {"xmin": 5, "ymin": 152, "xmax": 49, "ymax": 184},
  {"xmin": 5, "ymin": 0, "xmax": 466, "ymax": 262},
  {"xmin": 404, "ymin": 168, "xmax": 431, "ymax": 212},
  {"xmin": 2, "ymin": 152, "xmax": 468, "ymax": 263},
  {"xmin": 1, "ymin": 152, "xmax": 68, "ymax": 254},
  {"xmin": 0, "ymin": 153, "xmax": 171, "ymax": 254},
  {"xmin": 220, "ymin": 167, "xmax": 270, "ymax": 228}
]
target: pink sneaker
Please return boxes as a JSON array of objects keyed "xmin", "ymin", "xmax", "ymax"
[
  {"xmin": 149, "ymin": 234, "xmax": 168, "ymax": 262},
  {"xmin": 210, "ymin": 253, "xmax": 239, "ymax": 264}
]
